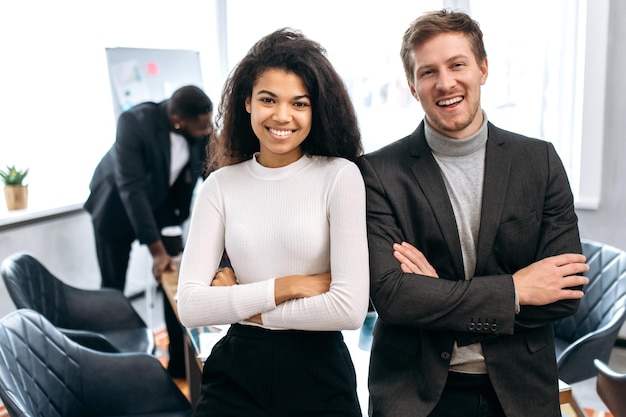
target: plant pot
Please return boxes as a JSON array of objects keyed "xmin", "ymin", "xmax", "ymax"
[{"xmin": 4, "ymin": 185, "xmax": 28, "ymax": 210}]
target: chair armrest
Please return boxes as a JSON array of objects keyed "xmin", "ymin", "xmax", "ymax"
[
  {"xmin": 594, "ymin": 359, "xmax": 626, "ymax": 381},
  {"xmin": 59, "ymin": 328, "xmax": 120, "ymax": 353},
  {"xmin": 81, "ymin": 350, "xmax": 191, "ymax": 415},
  {"xmin": 63, "ymin": 286, "xmax": 147, "ymax": 331},
  {"xmin": 594, "ymin": 359, "xmax": 626, "ymax": 415}
]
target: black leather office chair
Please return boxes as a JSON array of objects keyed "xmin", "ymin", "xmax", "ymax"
[
  {"xmin": 594, "ymin": 359, "xmax": 626, "ymax": 417},
  {"xmin": 0, "ymin": 309, "xmax": 191, "ymax": 417},
  {"xmin": 0, "ymin": 252, "xmax": 154, "ymax": 354},
  {"xmin": 553, "ymin": 239, "xmax": 626, "ymax": 383}
]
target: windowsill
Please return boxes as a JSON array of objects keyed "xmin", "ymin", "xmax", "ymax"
[
  {"xmin": 0, "ymin": 194, "xmax": 600, "ymax": 231},
  {"xmin": 0, "ymin": 183, "xmax": 90, "ymax": 231},
  {"xmin": 574, "ymin": 199, "xmax": 600, "ymax": 211},
  {"xmin": 0, "ymin": 202, "xmax": 86, "ymax": 231}
]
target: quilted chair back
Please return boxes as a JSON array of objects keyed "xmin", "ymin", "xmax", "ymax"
[
  {"xmin": 0, "ymin": 309, "xmax": 92, "ymax": 417},
  {"xmin": 553, "ymin": 239, "xmax": 626, "ymax": 383},
  {"xmin": 1, "ymin": 252, "xmax": 154, "ymax": 354},
  {"xmin": 1, "ymin": 252, "xmax": 73, "ymax": 328},
  {"xmin": 0, "ymin": 309, "xmax": 192, "ymax": 417}
]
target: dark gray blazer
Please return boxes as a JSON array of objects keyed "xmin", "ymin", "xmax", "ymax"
[
  {"xmin": 85, "ymin": 100, "xmax": 207, "ymax": 245},
  {"xmin": 359, "ymin": 121, "xmax": 582, "ymax": 417}
]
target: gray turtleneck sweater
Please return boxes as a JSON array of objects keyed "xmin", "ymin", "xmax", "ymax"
[{"xmin": 424, "ymin": 113, "xmax": 488, "ymax": 374}]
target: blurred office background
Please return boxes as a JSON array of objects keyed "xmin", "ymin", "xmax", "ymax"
[{"xmin": 0, "ymin": 0, "xmax": 623, "ymax": 412}]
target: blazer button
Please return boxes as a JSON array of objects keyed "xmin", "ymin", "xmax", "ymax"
[
  {"xmin": 476, "ymin": 323, "xmax": 483, "ymax": 331},
  {"xmin": 468, "ymin": 322, "xmax": 475, "ymax": 331},
  {"xmin": 441, "ymin": 352, "xmax": 451, "ymax": 360},
  {"xmin": 491, "ymin": 323, "xmax": 498, "ymax": 331}
]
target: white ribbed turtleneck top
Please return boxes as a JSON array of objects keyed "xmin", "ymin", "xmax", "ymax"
[{"xmin": 177, "ymin": 154, "xmax": 369, "ymax": 331}]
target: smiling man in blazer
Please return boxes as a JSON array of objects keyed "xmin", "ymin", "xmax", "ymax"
[{"xmin": 359, "ymin": 10, "xmax": 589, "ymax": 417}]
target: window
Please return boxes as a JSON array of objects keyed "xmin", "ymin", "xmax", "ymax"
[
  {"xmin": 0, "ymin": 0, "xmax": 607, "ymax": 220},
  {"xmin": 469, "ymin": 0, "xmax": 608, "ymax": 209},
  {"xmin": 220, "ymin": 0, "xmax": 606, "ymax": 208}
]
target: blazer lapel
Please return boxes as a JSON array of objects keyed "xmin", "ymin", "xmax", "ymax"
[
  {"xmin": 157, "ymin": 101, "xmax": 172, "ymax": 187},
  {"xmin": 475, "ymin": 127, "xmax": 511, "ymax": 276},
  {"xmin": 409, "ymin": 126, "xmax": 465, "ymax": 280}
]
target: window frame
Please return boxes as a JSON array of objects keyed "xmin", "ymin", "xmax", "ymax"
[{"xmin": 574, "ymin": 0, "xmax": 608, "ymax": 210}]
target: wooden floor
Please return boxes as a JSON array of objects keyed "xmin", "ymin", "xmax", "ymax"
[
  {"xmin": 154, "ymin": 326, "xmax": 190, "ymax": 399},
  {"xmin": 584, "ymin": 411, "xmax": 615, "ymax": 417}
]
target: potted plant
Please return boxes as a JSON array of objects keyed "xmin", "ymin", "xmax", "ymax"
[{"xmin": 1, "ymin": 165, "xmax": 29, "ymax": 210}]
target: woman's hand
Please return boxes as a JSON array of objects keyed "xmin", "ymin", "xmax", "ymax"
[
  {"xmin": 274, "ymin": 272, "xmax": 331, "ymax": 305},
  {"xmin": 212, "ymin": 269, "xmax": 331, "ymax": 323},
  {"xmin": 247, "ymin": 314, "xmax": 263, "ymax": 324},
  {"xmin": 211, "ymin": 267, "xmax": 238, "ymax": 286}
]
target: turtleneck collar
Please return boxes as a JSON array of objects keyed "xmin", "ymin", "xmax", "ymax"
[
  {"xmin": 247, "ymin": 152, "xmax": 314, "ymax": 180},
  {"xmin": 424, "ymin": 111, "xmax": 489, "ymax": 157}
]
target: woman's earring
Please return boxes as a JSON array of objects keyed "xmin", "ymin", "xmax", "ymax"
[{"xmin": 174, "ymin": 123, "xmax": 181, "ymax": 130}]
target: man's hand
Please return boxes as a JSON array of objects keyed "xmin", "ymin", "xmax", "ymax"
[
  {"xmin": 513, "ymin": 253, "xmax": 590, "ymax": 306},
  {"xmin": 393, "ymin": 242, "xmax": 439, "ymax": 278},
  {"xmin": 211, "ymin": 267, "xmax": 238, "ymax": 286},
  {"xmin": 148, "ymin": 240, "xmax": 176, "ymax": 284},
  {"xmin": 151, "ymin": 253, "xmax": 176, "ymax": 285}
]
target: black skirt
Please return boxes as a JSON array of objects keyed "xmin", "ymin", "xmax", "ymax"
[{"xmin": 193, "ymin": 323, "xmax": 362, "ymax": 417}]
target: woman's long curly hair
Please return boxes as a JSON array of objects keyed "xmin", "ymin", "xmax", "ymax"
[{"xmin": 205, "ymin": 28, "xmax": 362, "ymax": 173}]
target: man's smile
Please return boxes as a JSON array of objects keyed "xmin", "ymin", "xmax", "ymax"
[{"xmin": 437, "ymin": 96, "xmax": 463, "ymax": 107}]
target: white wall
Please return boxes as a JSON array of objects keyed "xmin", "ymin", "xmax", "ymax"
[
  {"xmin": 0, "ymin": 0, "xmax": 221, "ymax": 211},
  {"xmin": 0, "ymin": 211, "xmax": 153, "ymax": 318}
]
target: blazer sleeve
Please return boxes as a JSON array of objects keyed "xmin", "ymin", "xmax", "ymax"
[
  {"xmin": 513, "ymin": 142, "xmax": 583, "ymax": 328},
  {"xmin": 114, "ymin": 110, "xmax": 161, "ymax": 245}
]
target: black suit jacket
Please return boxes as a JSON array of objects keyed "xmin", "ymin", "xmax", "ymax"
[
  {"xmin": 359, "ymin": 121, "xmax": 582, "ymax": 417},
  {"xmin": 84, "ymin": 100, "xmax": 207, "ymax": 244}
]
